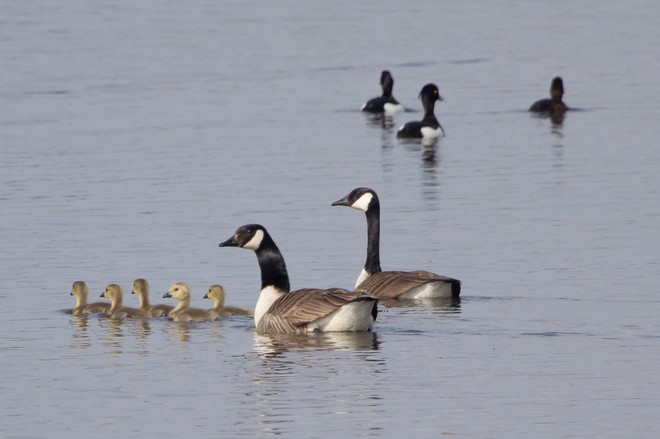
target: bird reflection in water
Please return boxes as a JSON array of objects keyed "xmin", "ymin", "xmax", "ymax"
[{"xmin": 380, "ymin": 296, "xmax": 461, "ymax": 311}]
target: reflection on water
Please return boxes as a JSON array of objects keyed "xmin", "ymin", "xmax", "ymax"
[
  {"xmin": 248, "ymin": 332, "xmax": 386, "ymax": 436},
  {"xmin": 253, "ymin": 331, "xmax": 380, "ymax": 359},
  {"xmin": 380, "ymin": 296, "xmax": 461, "ymax": 311}
]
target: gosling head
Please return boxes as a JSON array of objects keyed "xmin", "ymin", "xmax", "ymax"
[
  {"xmin": 332, "ymin": 187, "xmax": 379, "ymax": 213},
  {"xmin": 132, "ymin": 278, "xmax": 148, "ymax": 296},
  {"xmin": 101, "ymin": 284, "xmax": 123, "ymax": 300},
  {"xmin": 71, "ymin": 281, "xmax": 88, "ymax": 298},
  {"xmin": 204, "ymin": 284, "xmax": 226, "ymax": 303},
  {"xmin": 163, "ymin": 282, "xmax": 191, "ymax": 301}
]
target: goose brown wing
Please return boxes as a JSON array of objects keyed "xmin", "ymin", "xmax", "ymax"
[
  {"xmin": 358, "ymin": 271, "xmax": 458, "ymax": 299},
  {"xmin": 258, "ymin": 288, "xmax": 376, "ymax": 333}
]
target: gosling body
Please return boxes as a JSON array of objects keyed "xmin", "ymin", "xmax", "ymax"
[
  {"xmin": 70, "ymin": 281, "xmax": 110, "ymax": 315},
  {"xmin": 204, "ymin": 284, "xmax": 251, "ymax": 318},
  {"xmin": 164, "ymin": 282, "xmax": 218, "ymax": 323},
  {"xmin": 132, "ymin": 278, "xmax": 174, "ymax": 318},
  {"xmin": 100, "ymin": 284, "xmax": 146, "ymax": 319}
]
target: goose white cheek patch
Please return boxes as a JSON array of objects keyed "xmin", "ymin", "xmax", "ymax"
[
  {"xmin": 244, "ymin": 229, "xmax": 264, "ymax": 250},
  {"xmin": 352, "ymin": 193, "xmax": 373, "ymax": 212}
]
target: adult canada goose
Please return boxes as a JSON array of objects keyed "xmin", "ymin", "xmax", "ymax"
[
  {"xmin": 163, "ymin": 282, "xmax": 218, "ymax": 323},
  {"xmin": 361, "ymin": 70, "xmax": 404, "ymax": 115},
  {"xmin": 219, "ymin": 224, "xmax": 378, "ymax": 334},
  {"xmin": 529, "ymin": 76, "xmax": 569, "ymax": 115},
  {"xmin": 332, "ymin": 187, "xmax": 461, "ymax": 300},
  {"xmin": 100, "ymin": 284, "xmax": 146, "ymax": 319},
  {"xmin": 70, "ymin": 281, "xmax": 110, "ymax": 315},
  {"xmin": 396, "ymin": 83, "xmax": 444, "ymax": 139},
  {"xmin": 204, "ymin": 284, "xmax": 251, "ymax": 317},
  {"xmin": 131, "ymin": 278, "xmax": 174, "ymax": 318}
]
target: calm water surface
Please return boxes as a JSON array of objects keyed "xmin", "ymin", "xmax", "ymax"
[{"xmin": 2, "ymin": 1, "xmax": 660, "ymax": 437}]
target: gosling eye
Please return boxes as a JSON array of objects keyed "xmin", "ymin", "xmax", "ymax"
[{"xmin": 174, "ymin": 287, "xmax": 179, "ymax": 292}]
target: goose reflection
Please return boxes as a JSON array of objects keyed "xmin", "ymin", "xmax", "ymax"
[
  {"xmin": 253, "ymin": 331, "xmax": 380, "ymax": 359},
  {"xmin": 380, "ymin": 296, "xmax": 461, "ymax": 311}
]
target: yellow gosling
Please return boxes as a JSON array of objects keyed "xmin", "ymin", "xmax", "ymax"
[
  {"xmin": 163, "ymin": 282, "xmax": 217, "ymax": 323},
  {"xmin": 131, "ymin": 278, "xmax": 174, "ymax": 318},
  {"xmin": 100, "ymin": 284, "xmax": 146, "ymax": 319},
  {"xmin": 204, "ymin": 284, "xmax": 251, "ymax": 318},
  {"xmin": 70, "ymin": 281, "xmax": 110, "ymax": 315}
]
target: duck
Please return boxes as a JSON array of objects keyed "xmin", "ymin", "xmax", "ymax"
[
  {"xmin": 100, "ymin": 284, "xmax": 146, "ymax": 319},
  {"xmin": 396, "ymin": 83, "xmax": 444, "ymax": 139},
  {"xmin": 131, "ymin": 278, "xmax": 174, "ymax": 318},
  {"xmin": 361, "ymin": 70, "xmax": 404, "ymax": 115},
  {"xmin": 70, "ymin": 281, "xmax": 110, "ymax": 315},
  {"xmin": 529, "ymin": 76, "xmax": 569, "ymax": 115},
  {"xmin": 332, "ymin": 187, "xmax": 461, "ymax": 300},
  {"xmin": 219, "ymin": 224, "xmax": 378, "ymax": 334},
  {"xmin": 163, "ymin": 282, "xmax": 218, "ymax": 322},
  {"xmin": 204, "ymin": 284, "xmax": 251, "ymax": 317}
]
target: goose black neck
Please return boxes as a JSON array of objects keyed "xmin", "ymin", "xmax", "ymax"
[
  {"xmin": 364, "ymin": 202, "xmax": 382, "ymax": 275},
  {"xmin": 254, "ymin": 234, "xmax": 291, "ymax": 292}
]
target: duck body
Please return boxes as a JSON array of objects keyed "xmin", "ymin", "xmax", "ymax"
[
  {"xmin": 100, "ymin": 284, "xmax": 146, "ymax": 319},
  {"xmin": 397, "ymin": 83, "xmax": 444, "ymax": 139},
  {"xmin": 361, "ymin": 70, "xmax": 403, "ymax": 115},
  {"xmin": 219, "ymin": 224, "xmax": 378, "ymax": 334},
  {"xmin": 132, "ymin": 278, "xmax": 174, "ymax": 318},
  {"xmin": 70, "ymin": 281, "xmax": 111, "ymax": 315},
  {"xmin": 164, "ymin": 282, "xmax": 218, "ymax": 323},
  {"xmin": 529, "ymin": 76, "xmax": 569, "ymax": 115},
  {"xmin": 332, "ymin": 187, "xmax": 461, "ymax": 300}
]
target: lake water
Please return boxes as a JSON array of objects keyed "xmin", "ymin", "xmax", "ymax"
[{"xmin": 2, "ymin": 0, "xmax": 660, "ymax": 437}]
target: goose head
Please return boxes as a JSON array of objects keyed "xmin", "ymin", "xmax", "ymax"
[
  {"xmin": 219, "ymin": 224, "xmax": 267, "ymax": 251},
  {"xmin": 332, "ymin": 187, "xmax": 379, "ymax": 213}
]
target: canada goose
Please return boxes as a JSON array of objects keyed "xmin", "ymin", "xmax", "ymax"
[
  {"xmin": 397, "ymin": 83, "xmax": 444, "ymax": 139},
  {"xmin": 204, "ymin": 284, "xmax": 251, "ymax": 317},
  {"xmin": 163, "ymin": 282, "xmax": 218, "ymax": 323},
  {"xmin": 131, "ymin": 278, "xmax": 174, "ymax": 318},
  {"xmin": 219, "ymin": 224, "xmax": 378, "ymax": 334},
  {"xmin": 332, "ymin": 187, "xmax": 461, "ymax": 300},
  {"xmin": 100, "ymin": 284, "xmax": 146, "ymax": 319},
  {"xmin": 361, "ymin": 70, "xmax": 404, "ymax": 115},
  {"xmin": 70, "ymin": 281, "xmax": 110, "ymax": 315},
  {"xmin": 529, "ymin": 76, "xmax": 569, "ymax": 114}
]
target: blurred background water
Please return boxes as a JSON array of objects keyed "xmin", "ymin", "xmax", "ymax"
[{"xmin": 2, "ymin": 0, "xmax": 660, "ymax": 437}]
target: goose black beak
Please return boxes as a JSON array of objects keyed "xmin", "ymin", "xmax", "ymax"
[
  {"xmin": 219, "ymin": 236, "xmax": 238, "ymax": 247},
  {"xmin": 100, "ymin": 292, "xmax": 105, "ymax": 298},
  {"xmin": 70, "ymin": 291, "xmax": 73, "ymax": 296},
  {"xmin": 163, "ymin": 292, "xmax": 171, "ymax": 298},
  {"xmin": 331, "ymin": 195, "xmax": 350, "ymax": 207},
  {"xmin": 203, "ymin": 293, "xmax": 209, "ymax": 299},
  {"xmin": 131, "ymin": 290, "xmax": 136, "ymax": 295}
]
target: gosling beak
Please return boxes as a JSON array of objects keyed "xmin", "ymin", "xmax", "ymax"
[
  {"xmin": 163, "ymin": 292, "xmax": 171, "ymax": 298},
  {"xmin": 331, "ymin": 194, "xmax": 350, "ymax": 207},
  {"xmin": 203, "ymin": 293, "xmax": 209, "ymax": 299},
  {"xmin": 131, "ymin": 290, "xmax": 135, "ymax": 295},
  {"xmin": 70, "ymin": 291, "xmax": 73, "ymax": 296},
  {"xmin": 219, "ymin": 236, "xmax": 238, "ymax": 247},
  {"xmin": 100, "ymin": 292, "xmax": 105, "ymax": 298}
]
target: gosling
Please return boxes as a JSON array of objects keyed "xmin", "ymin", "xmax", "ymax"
[
  {"xmin": 132, "ymin": 278, "xmax": 174, "ymax": 318},
  {"xmin": 204, "ymin": 284, "xmax": 251, "ymax": 318},
  {"xmin": 100, "ymin": 284, "xmax": 146, "ymax": 319},
  {"xmin": 163, "ymin": 282, "xmax": 218, "ymax": 323},
  {"xmin": 70, "ymin": 281, "xmax": 110, "ymax": 315}
]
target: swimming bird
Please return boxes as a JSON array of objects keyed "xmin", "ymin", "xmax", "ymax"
[
  {"xmin": 70, "ymin": 281, "xmax": 110, "ymax": 315},
  {"xmin": 361, "ymin": 70, "xmax": 403, "ymax": 115},
  {"xmin": 204, "ymin": 284, "xmax": 251, "ymax": 318},
  {"xmin": 332, "ymin": 187, "xmax": 461, "ymax": 300},
  {"xmin": 131, "ymin": 278, "xmax": 174, "ymax": 318},
  {"xmin": 396, "ymin": 83, "xmax": 444, "ymax": 139},
  {"xmin": 219, "ymin": 224, "xmax": 378, "ymax": 334},
  {"xmin": 163, "ymin": 282, "xmax": 218, "ymax": 323},
  {"xmin": 100, "ymin": 284, "xmax": 146, "ymax": 319},
  {"xmin": 529, "ymin": 76, "xmax": 569, "ymax": 116}
]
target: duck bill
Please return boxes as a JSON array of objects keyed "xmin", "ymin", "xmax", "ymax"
[
  {"xmin": 203, "ymin": 293, "xmax": 209, "ymax": 299},
  {"xmin": 162, "ymin": 292, "xmax": 172, "ymax": 298}
]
